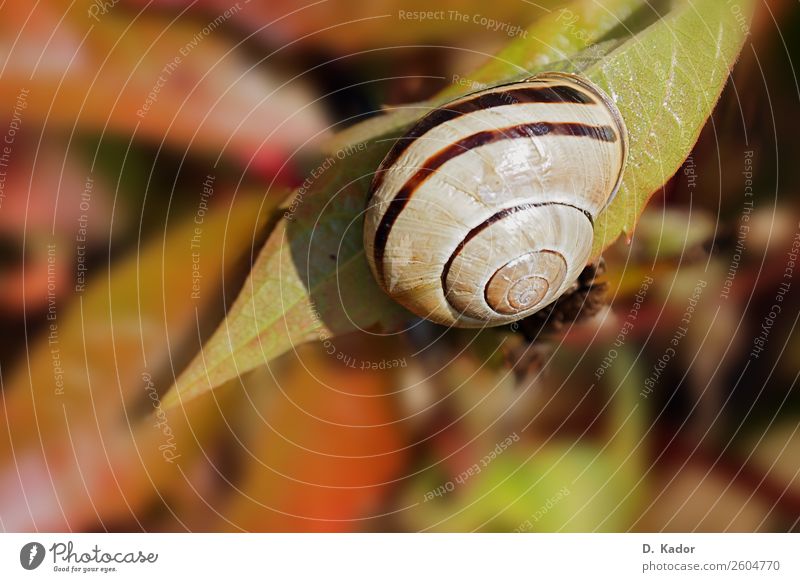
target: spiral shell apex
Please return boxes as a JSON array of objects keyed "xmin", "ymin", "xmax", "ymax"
[{"xmin": 364, "ymin": 72, "xmax": 628, "ymax": 327}]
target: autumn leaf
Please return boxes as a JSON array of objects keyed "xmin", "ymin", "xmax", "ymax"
[
  {"xmin": 0, "ymin": 1, "xmax": 329, "ymax": 171},
  {"xmin": 0, "ymin": 192, "xmax": 270, "ymax": 530},
  {"xmin": 121, "ymin": 0, "xmax": 570, "ymax": 52}
]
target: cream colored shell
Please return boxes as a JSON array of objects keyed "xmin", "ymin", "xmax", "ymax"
[{"xmin": 364, "ymin": 72, "xmax": 627, "ymax": 327}]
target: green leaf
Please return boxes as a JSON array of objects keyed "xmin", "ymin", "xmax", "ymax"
[
  {"xmin": 399, "ymin": 448, "xmax": 634, "ymax": 532},
  {"xmin": 586, "ymin": 0, "xmax": 755, "ymax": 255},
  {"xmin": 164, "ymin": 0, "xmax": 754, "ymax": 409}
]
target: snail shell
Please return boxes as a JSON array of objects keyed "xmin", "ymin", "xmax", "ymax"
[{"xmin": 364, "ymin": 72, "xmax": 627, "ymax": 327}]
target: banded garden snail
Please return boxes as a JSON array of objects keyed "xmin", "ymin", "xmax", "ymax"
[{"xmin": 364, "ymin": 72, "xmax": 628, "ymax": 327}]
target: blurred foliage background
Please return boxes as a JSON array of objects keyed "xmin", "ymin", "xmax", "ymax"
[{"xmin": 1, "ymin": 0, "xmax": 799, "ymax": 532}]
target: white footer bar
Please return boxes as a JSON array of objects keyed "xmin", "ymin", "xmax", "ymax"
[{"xmin": 1, "ymin": 533, "xmax": 796, "ymax": 580}]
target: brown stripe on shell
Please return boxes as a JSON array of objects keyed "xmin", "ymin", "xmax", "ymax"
[
  {"xmin": 439, "ymin": 202, "xmax": 593, "ymax": 301},
  {"xmin": 368, "ymin": 83, "xmax": 598, "ymax": 198},
  {"xmin": 373, "ymin": 123, "xmax": 612, "ymax": 285}
]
